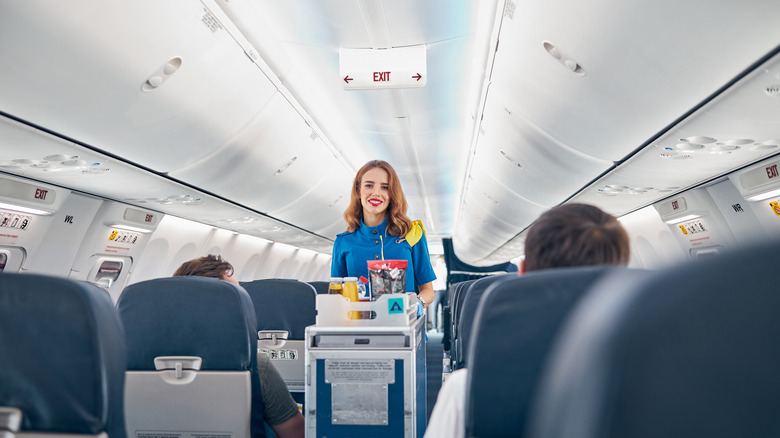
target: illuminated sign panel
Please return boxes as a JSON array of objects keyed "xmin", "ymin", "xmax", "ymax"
[{"xmin": 339, "ymin": 46, "xmax": 427, "ymax": 90}]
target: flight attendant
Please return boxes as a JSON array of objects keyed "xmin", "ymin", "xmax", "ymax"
[{"xmin": 331, "ymin": 160, "xmax": 436, "ymax": 314}]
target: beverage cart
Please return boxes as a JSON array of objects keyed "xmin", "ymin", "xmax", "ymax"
[{"xmin": 305, "ymin": 293, "xmax": 426, "ymax": 438}]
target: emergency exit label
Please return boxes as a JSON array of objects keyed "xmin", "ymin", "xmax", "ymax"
[{"xmin": 340, "ymin": 46, "xmax": 427, "ymax": 90}]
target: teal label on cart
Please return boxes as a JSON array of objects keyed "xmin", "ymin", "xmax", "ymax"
[{"xmin": 388, "ymin": 297, "xmax": 404, "ymax": 314}]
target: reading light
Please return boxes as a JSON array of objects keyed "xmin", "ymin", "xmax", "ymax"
[
  {"xmin": 746, "ymin": 187, "xmax": 780, "ymax": 201},
  {"xmin": 108, "ymin": 224, "xmax": 153, "ymax": 234},
  {"xmin": 0, "ymin": 202, "xmax": 53, "ymax": 216},
  {"xmin": 665, "ymin": 214, "xmax": 701, "ymax": 225}
]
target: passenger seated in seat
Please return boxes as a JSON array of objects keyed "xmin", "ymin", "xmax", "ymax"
[
  {"xmin": 424, "ymin": 204, "xmax": 630, "ymax": 438},
  {"xmin": 174, "ymin": 255, "xmax": 305, "ymax": 438}
]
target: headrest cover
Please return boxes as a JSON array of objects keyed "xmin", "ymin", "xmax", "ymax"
[
  {"xmin": 0, "ymin": 273, "xmax": 126, "ymax": 437},
  {"xmin": 240, "ymin": 279, "xmax": 316, "ymax": 340},
  {"xmin": 118, "ymin": 276, "xmax": 256, "ymax": 371}
]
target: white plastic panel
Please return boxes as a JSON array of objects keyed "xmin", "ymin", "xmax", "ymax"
[
  {"xmin": 475, "ymin": 94, "xmax": 612, "ymax": 205},
  {"xmin": 488, "ymin": 0, "xmax": 780, "ymax": 161},
  {"xmin": 652, "ymin": 188, "xmax": 738, "ymax": 261},
  {"xmin": 453, "ymin": 170, "xmax": 546, "ymax": 263},
  {"xmin": 0, "ymin": 1, "xmax": 277, "ymax": 172},
  {"xmin": 570, "ymin": 52, "xmax": 780, "ymax": 219},
  {"xmin": 0, "ymin": 247, "xmax": 26, "ymax": 273},
  {"xmin": 705, "ymin": 179, "xmax": 770, "ymax": 249},
  {"xmin": 728, "ymin": 157, "xmax": 780, "ymax": 237},
  {"xmin": 124, "ymin": 371, "xmax": 251, "ymax": 438},
  {"xmin": 23, "ymin": 193, "xmax": 104, "ymax": 278},
  {"xmin": 171, "ymin": 92, "xmax": 351, "ymax": 229}
]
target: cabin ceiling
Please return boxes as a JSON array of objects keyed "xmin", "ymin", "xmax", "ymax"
[{"xmin": 0, "ymin": 1, "xmax": 779, "ymax": 265}]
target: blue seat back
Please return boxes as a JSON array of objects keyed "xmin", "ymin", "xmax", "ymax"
[
  {"xmin": 528, "ymin": 239, "xmax": 780, "ymax": 438},
  {"xmin": 241, "ymin": 279, "xmax": 316, "ymax": 341},
  {"xmin": 0, "ymin": 273, "xmax": 126, "ymax": 437},
  {"xmin": 443, "ymin": 279, "xmax": 476, "ymax": 353},
  {"xmin": 466, "ymin": 265, "xmax": 632, "ymax": 437},
  {"xmin": 308, "ymin": 280, "xmax": 330, "ymax": 295},
  {"xmin": 454, "ymin": 273, "xmax": 513, "ymax": 369},
  {"xmin": 117, "ymin": 276, "xmax": 264, "ymax": 438}
]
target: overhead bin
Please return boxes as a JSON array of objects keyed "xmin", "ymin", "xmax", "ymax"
[
  {"xmin": 171, "ymin": 92, "xmax": 351, "ymax": 231},
  {"xmin": 488, "ymin": 0, "xmax": 780, "ymax": 162},
  {"xmin": 475, "ymin": 95, "xmax": 611, "ymax": 206},
  {"xmin": 0, "ymin": 1, "xmax": 277, "ymax": 172}
]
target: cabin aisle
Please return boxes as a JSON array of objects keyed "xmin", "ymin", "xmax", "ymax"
[{"xmin": 426, "ymin": 331, "xmax": 444, "ymax": 423}]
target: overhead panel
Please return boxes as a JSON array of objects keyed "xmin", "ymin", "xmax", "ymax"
[
  {"xmin": 571, "ymin": 52, "xmax": 780, "ymax": 218},
  {"xmin": 0, "ymin": 117, "xmax": 333, "ymax": 254},
  {"xmin": 0, "ymin": 1, "xmax": 277, "ymax": 172}
]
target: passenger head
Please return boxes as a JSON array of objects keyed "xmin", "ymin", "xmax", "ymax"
[
  {"xmin": 344, "ymin": 160, "xmax": 412, "ymax": 237},
  {"xmin": 173, "ymin": 254, "xmax": 240, "ymax": 285},
  {"xmin": 522, "ymin": 203, "xmax": 630, "ymax": 272}
]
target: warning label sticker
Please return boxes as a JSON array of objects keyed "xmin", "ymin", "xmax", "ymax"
[
  {"xmin": 324, "ymin": 359, "xmax": 395, "ymax": 384},
  {"xmin": 770, "ymin": 201, "xmax": 780, "ymax": 216}
]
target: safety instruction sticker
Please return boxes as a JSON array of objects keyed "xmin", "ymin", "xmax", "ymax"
[
  {"xmin": 679, "ymin": 219, "xmax": 706, "ymax": 236},
  {"xmin": 324, "ymin": 359, "xmax": 395, "ymax": 384},
  {"xmin": 770, "ymin": 201, "xmax": 780, "ymax": 216}
]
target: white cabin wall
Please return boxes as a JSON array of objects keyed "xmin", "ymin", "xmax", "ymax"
[
  {"xmin": 618, "ymin": 206, "xmax": 687, "ymax": 270},
  {"xmin": 127, "ymin": 214, "xmax": 331, "ymax": 286},
  {"xmin": 22, "ymin": 192, "xmax": 103, "ymax": 276},
  {"xmin": 705, "ymin": 179, "xmax": 770, "ymax": 248}
]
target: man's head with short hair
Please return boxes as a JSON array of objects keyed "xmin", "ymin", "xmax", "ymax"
[
  {"xmin": 172, "ymin": 254, "xmax": 239, "ymax": 285},
  {"xmin": 522, "ymin": 203, "xmax": 630, "ymax": 272}
]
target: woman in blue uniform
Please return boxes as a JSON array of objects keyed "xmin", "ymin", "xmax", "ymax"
[{"xmin": 331, "ymin": 160, "xmax": 436, "ymax": 314}]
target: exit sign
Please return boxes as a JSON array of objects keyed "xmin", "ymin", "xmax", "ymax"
[{"xmin": 339, "ymin": 45, "xmax": 427, "ymax": 90}]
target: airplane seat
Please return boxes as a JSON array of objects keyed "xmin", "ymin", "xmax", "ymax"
[
  {"xmin": 240, "ymin": 279, "xmax": 316, "ymax": 397},
  {"xmin": 307, "ymin": 280, "xmax": 330, "ymax": 295},
  {"xmin": 117, "ymin": 276, "xmax": 264, "ymax": 438},
  {"xmin": 443, "ymin": 279, "xmax": 474, "ymax": 355},
  {"xmin": 453, "ymin": 273, "xmax": 513, "ymax": 370},
  {"xmin": 0, "ymin": 272, "xmax": 127, "ymax": 438},
  {"xmin": 527, "ymin": 239, "xmax": 780, "ymax": 438},
  {"xmin": 465, "ymin": 265, "xmax": 644, "ymax": 438}
]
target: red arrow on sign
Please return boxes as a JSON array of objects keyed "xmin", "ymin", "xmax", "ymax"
[
  {"xmin": 412, "ymin": 73, "xmax": 422, "ymax": 81},
  {"xmin": 344, "ymin": 75, "xmax": 353, "ymax": 84}
]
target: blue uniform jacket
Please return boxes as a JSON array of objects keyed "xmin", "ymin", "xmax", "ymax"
[{"xmin": 331, "ymin": 217, "xmax": 436, "ymax": 292}]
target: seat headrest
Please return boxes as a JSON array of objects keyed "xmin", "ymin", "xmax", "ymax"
[
  {"xmin": 528, "ymin": 239, "xmax": 780, "ymax": 438},
  {"xmin": 117, "ymin": 276, "xmax": 257, "ymax": 371},
  {"xmin": 0, "ymin": 273, "xmax": 126, "ymax": 437},
  {"xmin": 240, "ymin": 279, "xmax": 316, "ymax": 340}
]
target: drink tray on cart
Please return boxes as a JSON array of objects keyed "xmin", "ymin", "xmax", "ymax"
[{"xmin": 315, "ymin": 293, "xmax": 416, "ymax": 327}]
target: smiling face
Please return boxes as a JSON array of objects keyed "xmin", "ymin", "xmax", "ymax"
[{"xmin": 359, "ymin": 167, "xmax": 390, "ymax": 225}]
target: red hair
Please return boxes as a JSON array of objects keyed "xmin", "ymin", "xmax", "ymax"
[{"xmin": 344, "ymin": 160, "xmax": 413, "ymax": 237}]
